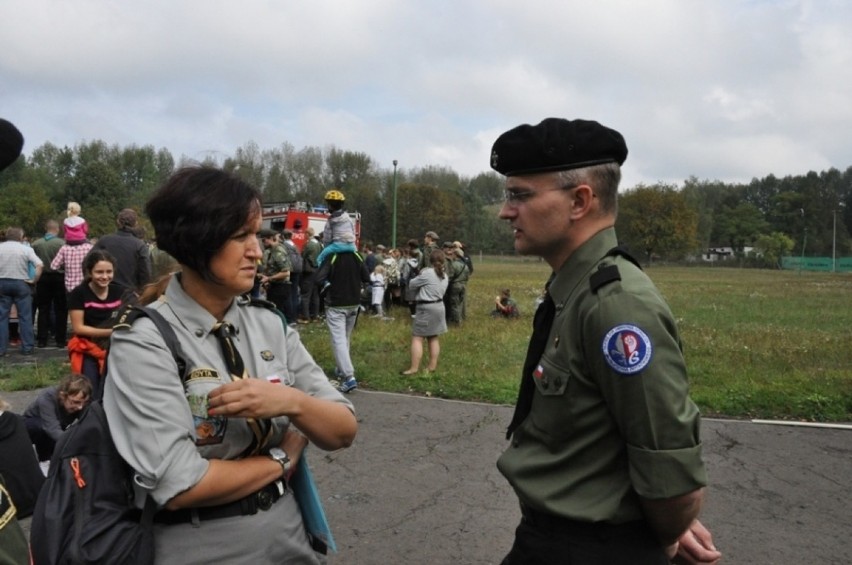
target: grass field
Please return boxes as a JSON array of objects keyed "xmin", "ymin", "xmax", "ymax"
[
  {"xmin": 2, "ymin": 261, "xmax": 850, "ymax": 421},
  {"xmin": 296, "ymin": 260, "xmax": 852, "ymax": 422}
]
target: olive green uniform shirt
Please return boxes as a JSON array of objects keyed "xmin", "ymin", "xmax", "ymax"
[
  {"xmin": 497, "ymin": 227, "xmax": 706, "ymax": 524},
  {"xmin": 419, "ymin": 243, "xmax": 439, "ymax": 269},
  {"xmin": 262, "ymin": 243, "xmax": 292, "ymax": 281},
  {"xmin": 302, "ymin": 238, "xmax": 322, "ymax": 272}
]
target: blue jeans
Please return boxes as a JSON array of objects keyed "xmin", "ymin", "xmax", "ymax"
[
  {"xmin": 325, "ymin": 306, "xmax": 359, "ymax": 379},
  {"xmin": 0, "ymin": 278, "xmax": 35, "ymax": 354}
]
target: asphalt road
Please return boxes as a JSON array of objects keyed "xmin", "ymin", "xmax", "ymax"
[{"xmin": 4, "ymin": 369, "xmax": 850, "ymax": 564}]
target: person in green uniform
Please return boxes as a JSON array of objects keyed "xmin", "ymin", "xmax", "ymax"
[
  {"xmin": 259, "ymin": 229, "xmax": 293, "ymax": 322},
  {"xmin": 419, "ymin": 231, "xmax": 440, "ymax": 271},
  {"xmin": 442, "ymin": 241, "xmax": 470, "ymax": 325},
  {"xmin": 491, "ymin": 118, "xmax": 722, "ymax": 565}
]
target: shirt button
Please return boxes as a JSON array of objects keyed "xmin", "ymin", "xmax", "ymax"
[{"xmin": 195, "ymin": 329, "xmax": 205, "ymax": 337}]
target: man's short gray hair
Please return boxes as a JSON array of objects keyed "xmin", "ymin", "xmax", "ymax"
[
  {"xmin": 5, "ymin": 227, "xmax": 23, "ymax": 241},
  {"xmin": 556, "ymin": 162, "xmax": 621, "ymax": 216}
]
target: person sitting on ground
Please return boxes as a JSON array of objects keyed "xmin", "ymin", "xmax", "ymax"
[
  {"xmin": 63, "ymin": 202, "xmax": 88, "ymax": 245},
  {"xmin": 492, "ymin": 288, "xmax": 520, "ymax": 318},
  {"xmin": 66, "ymin": 250, "xmax": 124, "ymax": 398},
  {"xmin": 23, "ymin": 374, "xmax": 92, "ymax": 462}
]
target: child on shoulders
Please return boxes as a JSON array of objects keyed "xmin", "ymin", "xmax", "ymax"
[
  {"xmin": 316, "ymin": 189, "xmax": 356, "ymax": 266},
  {"xmin": 315, "ymin": 189, "xmax": 357, "ymax": 292},
  {"xmin": 63, "ymin": 202, "xmax": 88, "ymax": 245}
]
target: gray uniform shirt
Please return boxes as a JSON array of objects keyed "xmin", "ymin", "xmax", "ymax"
[
  {"xmin": 104, "ymin": 275, "xmax": 353, "ymax": 564},
  {"xmin": 408, "ymin": 267, "xmax": 448, "ymax": 302}
]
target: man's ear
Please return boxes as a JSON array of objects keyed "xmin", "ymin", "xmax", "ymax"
[{"xmin": 568, "ymin": 185, "xmax": 596, "ymax": 218}]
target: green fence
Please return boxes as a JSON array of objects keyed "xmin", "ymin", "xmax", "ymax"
[{"xmin": 782, "ymin": 256, "xmax": 852, "ymax": 273}]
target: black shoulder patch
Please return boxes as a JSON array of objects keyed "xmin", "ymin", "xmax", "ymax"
[
  {"xmin": 590, "ymin": 264, "xmax": 621, "ymax": 293},
  {"xmin": 247, "ymin": 296, "xmax": 278, "ymax": 312},
  {"xmin": 111, "ymin": 303, "xmax": 145, "ymax": 331}
]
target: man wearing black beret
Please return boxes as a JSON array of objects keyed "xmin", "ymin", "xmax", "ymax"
[{"xmin": 493, "ymin": 118, "xmax": 721, "ymax": 565}]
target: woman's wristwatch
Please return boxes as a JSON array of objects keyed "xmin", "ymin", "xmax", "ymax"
[{"xmin": 268, "ymin": 447, "xmax": 291, "ymax": 479}]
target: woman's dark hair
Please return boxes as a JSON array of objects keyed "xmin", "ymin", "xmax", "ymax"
[
  {"xmin": 83, "ymin": 250, "xmax": 116, "ymax": 281},
  {"xmin": 145, "ymin": 166, "xmax": 262, "ymax": 282},
  {"xmin": 429, "ymin": 249, "xmax": 446, "ymax": 279}
]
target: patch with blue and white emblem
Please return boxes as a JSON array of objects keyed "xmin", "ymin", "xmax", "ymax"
[{"xmin": 602, "ymin": 324, "xmax": 653, "ymax": 375}]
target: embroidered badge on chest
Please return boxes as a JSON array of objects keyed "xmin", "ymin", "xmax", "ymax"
[
  {"xmin": 602, "ymin": 324, "xmax": 653, "ymax": 375},
  {"xmin": 184, "ymin": 368, "xmax": 227, "ymax": 445}
]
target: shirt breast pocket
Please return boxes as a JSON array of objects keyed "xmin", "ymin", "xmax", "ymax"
[{"xmin": 528, "ymin": 357, "xmax": 574, "ymax": 444}]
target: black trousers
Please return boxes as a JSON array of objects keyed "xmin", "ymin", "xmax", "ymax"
[
  {"xmin": 266, "ymin": 283, "xmax": 294, "ymax": 323},
  {"xmin": 501, "ymin": 514, "xmax": 667, "ymax": 565},
  {"xmin": 300, "ymin": 271, "xmax": 320, "ymax": 319},
  {"xmin": 35, "ymin": 272, "xmax": 67, "ymax": 345},
  {"xmin": 24, "ymin": 415, "xmax": 56, "ymax": 461}
]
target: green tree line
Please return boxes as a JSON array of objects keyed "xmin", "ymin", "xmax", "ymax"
[{"xmin": 1, "ymin": 139, "xmax": 849, "ymax": 265}]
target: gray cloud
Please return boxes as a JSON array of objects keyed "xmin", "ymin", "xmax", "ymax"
[{"xmin": 2, "ymin": 0, "xmax": 850, "ymax": 188}]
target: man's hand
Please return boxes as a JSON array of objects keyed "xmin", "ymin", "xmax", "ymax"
[{"xmin": 671, "ymin": 519, "xmax": 721, "ymax": 564}]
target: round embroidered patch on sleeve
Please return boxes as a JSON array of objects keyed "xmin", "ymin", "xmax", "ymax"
[{"xmin": 602, "ymin": 324, "xmax": 653, "ymax": 375}]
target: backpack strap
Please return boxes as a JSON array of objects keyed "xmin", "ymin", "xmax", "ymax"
[
  {"xmin": 112, "ymin": 303, "xmax": 188, "ymax": 380},
  {"xmin": 589, "ymin": 245, "xmax": 643, "ymax": 294}
]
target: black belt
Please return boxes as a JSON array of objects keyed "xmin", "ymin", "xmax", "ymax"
[
  {"xmin": 519, "ymin": 503, "xmax": 648, "ymax": 536},
  {"xmin": 416, "ymin": 299, "xmax": 442, "ymax": 304},
  {"xmin": 154, "ymin": 479, "xmax": 287, "ymax": 525}
]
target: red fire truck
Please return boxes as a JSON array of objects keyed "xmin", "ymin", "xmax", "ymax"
[{"xmin": 261, "ymin": 202, "xmax": 361, "ymax": 252}]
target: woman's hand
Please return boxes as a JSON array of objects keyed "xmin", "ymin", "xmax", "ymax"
[
  {"xmin": 279, "ymin": 427, "xmax": 310, "ymax": 478},
  {"xmin": 208, "ymin": 376, "xmax": 357, "ymax": 451},
  {"xmin": 207, "ymin": 378, "xmax": 299, "ymax": 420}
]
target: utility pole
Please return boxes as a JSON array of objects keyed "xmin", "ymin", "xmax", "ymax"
[{"xmin": 391, "ymin": 160, "xmax": 399, "ymax": 248}]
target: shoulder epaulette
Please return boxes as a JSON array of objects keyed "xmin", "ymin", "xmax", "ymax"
[
  {"xmin": 590, "ymin": 264, "xmax": 621, "ymax": 293},
  {"xmin": 112, "ymin": 302, "xmax": 148, "ymax": 331},
  {"xmin": 111, "ymin": 303, "xmax": 187, "ymax": 380},
  {"xmin": 589, "ymin": 246, "xmax": 643, "ymax": 294},
  {"xmin": 247, "ymin": 296, "xmax": 278, "ymax": 312}
]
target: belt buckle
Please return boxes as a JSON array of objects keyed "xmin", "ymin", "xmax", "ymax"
[{"xmin": 256, "ymin": 489, "xmax": 273, "ymax": 511}]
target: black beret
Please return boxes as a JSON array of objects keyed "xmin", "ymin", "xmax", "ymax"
[
  {"xmin": 258, "ymin": 228, "xmax": 277, "ymax": 238},
  {"xmin": 490, "ymin": 117, "xmax": 627, "ymax": 176},
  {"xmin": 0, "ymin": 118, "xmax": 24, "ymax": 172}
]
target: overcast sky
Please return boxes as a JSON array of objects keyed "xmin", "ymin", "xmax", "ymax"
[{"xmin": 2, "ymin": 0, "xmax": 851, "ymax": 188}]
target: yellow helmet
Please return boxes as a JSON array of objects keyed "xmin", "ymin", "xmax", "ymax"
[{"xmin": 324, "ymin": 189, "xmax": 345, "ymax": 202}]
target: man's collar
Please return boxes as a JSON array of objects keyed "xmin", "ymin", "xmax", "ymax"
[{"xmin": 548, "ymin": 227, "xmax": 618, "ymax": 304}]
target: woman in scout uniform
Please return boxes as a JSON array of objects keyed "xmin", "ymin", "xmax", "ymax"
[{"xmin": 103, "ymin": 166, "xmax": 357, "ymax": 565}]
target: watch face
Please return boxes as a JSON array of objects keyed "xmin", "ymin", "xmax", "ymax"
[{"xmin": 270, "ymin": 448, "xmax": 289, "ymax": 462}]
